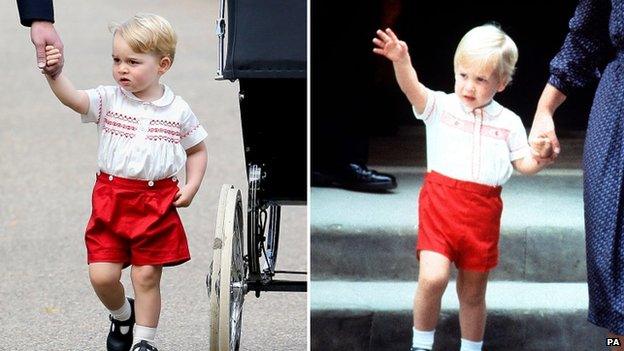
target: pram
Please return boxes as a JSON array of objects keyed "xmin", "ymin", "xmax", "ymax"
[{"xmin": 206, "ymin": 0, "xmax": 307, "ymax": 350}]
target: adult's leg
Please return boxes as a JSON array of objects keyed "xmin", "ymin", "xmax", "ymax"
[
  {"xmin": 456, "ymin": 269, "xmax": 489, "ymax": 342},
  {"xmin": 413, "ymin": 250, "xmax": 451, "ymax": 330},
  {"xmin": 131, "ymin": 265, "xmax": 163, "ymax": 327},
  {"xmin": 581, "ymin": 66, "xmax": 624, "ymax": 336},
  {"xmin": 89, "ymin": 262, "xmax": 126, "ymax": 310}
]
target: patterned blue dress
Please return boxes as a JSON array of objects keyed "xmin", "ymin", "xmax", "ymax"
[{"xmin": 549, "ymin": 0, "xmax": 624, "ymax": 334}]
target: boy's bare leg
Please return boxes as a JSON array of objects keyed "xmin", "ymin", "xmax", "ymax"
[
  {"xmin": 608, "ymin": 332, "xmax": 624, "ymax": 350},
  {"xmin": 413, "ymin": 250, "xmax": 451, "ymax": 330},
  {"xmin": 456, "ymin": 269, "xmax": 489, "ymax": 341},
  {"xmin": 89, "ymin": 262, "xmax": 126, "ymax": 309},
  {"xmin": 131, "ymin": 265, "xmax": 163, "ymax": 327}
]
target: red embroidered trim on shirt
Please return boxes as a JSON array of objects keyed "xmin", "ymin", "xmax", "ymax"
[
  {"xmin": 150, "ymin": 119, "xmax": 181, "ymax": 128},
  {"xmin": 96, "ymin": 89, "xmax": 103, "ymax": 124},
  {"xmin": 104, "ymin": 116, "xmax": 138, "ymax": 131},
  {"xmin": 440, "ymin": 112, "xmax": 510, "ymax": 140},
  {"xmin": 107, "ymin": 111, "xmax": 139, "ymax": 124},
  {"xmin": 441, "ymin": 112, "xmax": 473, "ymax": 133},
  {"xmin": 148, "ymin": 127, "xmax": 181, "ymax": 137},
  {"xmin": 181, "ymin": 124, "xmax": 200, "ymax": 139},
  {"xmin": 421, "ymin": 94, "xmax": 436, "ymax": 122},
  {"xmin": 101, "ymin": 112, "xmax": 137, "ymax": 139},
  {"xmin": 481, "ymin": 124, "xmax": 510, "ymax": 140},
  {"xmin": 146, "ymin": 135, "xmax": 180, "ymax": 144}
]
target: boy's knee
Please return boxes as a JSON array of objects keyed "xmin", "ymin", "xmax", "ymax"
[
  {"xmin": 458, "ymin": 289, "xmax": 486, "ymax": 307},
  {"xmin": 418, "ymin": 274, "xmax": 448, "ymax": 294},
  {"xmin": 89, "ymin": 270, "xmax": 121, "ymax": 289},
  {"xmin": 131, "ymin": 266, "xmax": 162, "ymax": 289}
]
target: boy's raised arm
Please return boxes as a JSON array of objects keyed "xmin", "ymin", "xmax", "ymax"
[
  {"xmin": 373, "ymin": 28, "xmax": 427, "ymax": 113},
  {"xmin": 44, "ymin": 45, "xmax": 89, "ymax": 115}
]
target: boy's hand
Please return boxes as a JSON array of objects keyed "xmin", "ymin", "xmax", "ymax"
[
  {"xmin": 43, "ymin": 45, "xmax": 62, "ymax": 77},
  {"xmin": 172, "ymin": 185, "xmax": 197, "ymax": 208},
  {"xmin": 372, "ymin": 28, "xmax": 409, "ymax": 63},
  {"xmin": 530, "ymin": 135, "xmax": 554, "ymax": 159}
]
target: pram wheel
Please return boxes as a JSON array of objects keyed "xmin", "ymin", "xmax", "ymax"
[{"xmin": 207, "ymin": 184, "xmax": 246, "ymax": 350}]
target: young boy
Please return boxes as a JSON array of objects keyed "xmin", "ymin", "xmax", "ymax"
[
  {"xmin": 373, "ymin": 24, "xmax": 553, "ymax": 351},
  {"xmin": 43, "ymin": 13, "xmax": 207, "ymax": 351}
]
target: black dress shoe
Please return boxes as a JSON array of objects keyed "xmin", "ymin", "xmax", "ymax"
[
  {"xmin": 410, "ymin": 348, "xmax": 431, "ymax": 351},
  {"xmin": 132, "ymin": 340, "xmax": 158, "ymax": 351},
  {"xmin": 107, "ymin": 297, "xmax": 135, "ymax": 351},
  {"xmin": 312, "ymin": 163, "xmax": 397, "ymax": 192}
]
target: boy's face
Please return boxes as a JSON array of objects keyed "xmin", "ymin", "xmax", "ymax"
[
  {"xmin": 454, "ymin": 61, "xmax": 507, "ymax": 111},
  {"xmin": 111, "ymin": 33, "xmax": 169, "ymax": 98}
]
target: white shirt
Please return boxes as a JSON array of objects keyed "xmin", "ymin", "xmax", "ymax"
[
  {"xmin": 81, "ymin": 84, "xmax": 208, "ymax": 180},
  {"xmin": 413, "ymin": 88, "xmax": 530, "ymax": 186}
]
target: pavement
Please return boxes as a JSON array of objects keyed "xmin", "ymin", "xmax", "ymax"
[
  {"xmin": 309, "ymin": 129, "xmax": 612, "ymax": 350},
  {"xmin": 0, "ymin": 1, "xmax": 306, "ymax": 350}
]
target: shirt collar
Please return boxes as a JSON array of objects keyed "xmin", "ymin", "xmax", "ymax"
[
  {"xmin": 455, "ymin": 94, "xmax": 504, "ymax": 118},
  {"xmin": 119, "ymin": 84, "xmax": 175, "ymax": 107}
]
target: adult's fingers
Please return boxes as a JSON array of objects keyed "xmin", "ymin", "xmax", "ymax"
[
  {"xmin": 547, "ymin": 130, "xmax": 561, "ymax": 158},
  {"xmin": 34, "ymin": 41, "xmax": 46, "ymax": 69}
]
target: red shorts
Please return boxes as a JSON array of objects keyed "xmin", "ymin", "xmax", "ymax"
[
  {"xmin": 417, "ymin": 171, "xmax": 502, "ymax": 271},
  {"xmin": 85, "ymin": 172, "xmax": 190, "ymax": 267}
]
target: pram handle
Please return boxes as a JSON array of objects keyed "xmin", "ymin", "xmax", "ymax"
[{"xmin": 215, "ymin": 0, "xmax": 227, "ymax": 80}]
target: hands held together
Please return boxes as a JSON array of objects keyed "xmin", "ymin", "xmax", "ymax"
[
  {"xmin": 529, "ymin": 135, "xmax": 555, "ymax": 165},
  {"xmin": 31, "ymin": 21, "xmax": 64, "ymax": 78},
  {"xmin": 44, "ymin": 45, "xmax": 62, "ymax": 77}
]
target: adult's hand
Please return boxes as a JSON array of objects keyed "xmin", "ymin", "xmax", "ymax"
[
  {"xmin": 529, "ymin": 84, "xmax": 567, "ymax": 161},
  {"xmin": 31, "ymin": 21, "xmax": 64, "ymax": 78},
  {"xmin": 529, "ymin": 111, "xmax": 560, "ymax": 161}
]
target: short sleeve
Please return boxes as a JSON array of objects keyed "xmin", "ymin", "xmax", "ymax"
[
  {"xmin": 412, "ymin": 88, "xmax": 445, "ymax": 124},
  {"xmin": 507, "ymin": 115, "xmax": 530, "ymax": 161},
  {"xmin": 179, "ymin": 107, "xmax": 208, "ymax": 150},
  {"xmin": 81, "ymin": 85, "xmax": 114, "ymax": 124}
]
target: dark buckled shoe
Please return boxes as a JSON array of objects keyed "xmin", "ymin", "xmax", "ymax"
[
  {"xmin": 132, "ymin": 340, "xmax": 159, "ymax": 351},
  {"xmin": 313, "ymin": 163, "xmax": 397, "ymax": 192},
  {"xmin": 107, "ymin": 297, "xmax": 135, "ymax": 351},
  {"xmin": 339, "ymin": 163, "xmax": 397, "ymax": 191}
]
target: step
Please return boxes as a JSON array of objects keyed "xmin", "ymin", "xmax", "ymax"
[
  {"xmin": 311, "ymin": 170, "xmax": 586, "ymax": 282},
  {"xmin": 310, "ymin": 281, "xmax": 603, "ymax": 351}
]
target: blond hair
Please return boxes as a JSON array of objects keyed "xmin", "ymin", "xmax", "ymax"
[
  {"xmin": 110, "ymin": 13, "xmax": 177, "ymax": 62},
  {"xmin": 453, "ymin": 24, "xmax": 518, "ymax": 84}
]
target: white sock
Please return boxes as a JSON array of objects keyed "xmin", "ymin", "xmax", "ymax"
[
  {"xmin": 109, "ymin": 298, "xmax": 132, "ymax": 335},
  {"xmin": 460, "ymin": 338, "xmax": 483, "ymax": 351},
  {"xmin": 110, "ymin": 298, "xmax": 132, "ymax": 321},
  {"xmin": 133, "ymin": 325, "xmax": 157, "ymax": 347},
  {"xmin": 412, "ymin": 327, "xmax": 435, "ymax": 350}
]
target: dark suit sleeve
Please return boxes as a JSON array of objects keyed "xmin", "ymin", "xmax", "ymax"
[{"xmin": 16, "ymin": 0, "xmax": 54, "ymax": 27}]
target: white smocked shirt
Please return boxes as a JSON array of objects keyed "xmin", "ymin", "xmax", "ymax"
[
  {"xmin": 81, "ymin": 84, "xmax": 208, "ymax": 181},
  {"xmin": 413, "ymin": 88, "xmax": 530, "ymax": 187}
]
